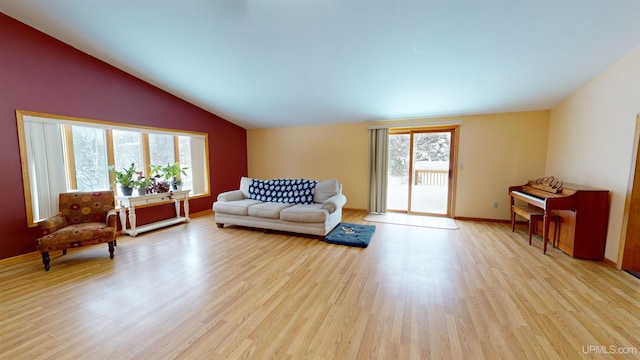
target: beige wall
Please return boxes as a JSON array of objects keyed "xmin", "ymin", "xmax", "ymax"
[
  {"xmin": 247, "ymin": 122, "xmax": 370, "ymax": 209},
  {"xmin": 455, "ymin": 111, "xmax": 550, "ymax": 219},
  {"xmin": 247, "ymin": 110, "xmax": 550, "ymax": 218},
  {"xmin": 547, "ymin": 44, "xmax": 640, "ymax": 263}
]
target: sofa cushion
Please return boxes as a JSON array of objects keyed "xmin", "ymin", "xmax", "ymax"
[
  {"xmin": 249, "ymin": 178, "xmax": 317, "ymax": 204},
  {"xmin": 60, "ymin": 191, "xmax": 115, "ymax": 225},
  {"xmin": 213, "ymin": 199, "xmax": 262, "ymax": 216},
  {"xmin": 248, "ymin": 202, "xmax": 293, "ymax": 219},
  {"xmin": 280, "ymin": 204, "xmax": 328, "ymax": 223},
  {"xmin": 314, "ymin": 179, "xmax": 339, "ymax": 203}
]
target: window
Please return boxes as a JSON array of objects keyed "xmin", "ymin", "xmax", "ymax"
[
  {"xmin": 70, "ymin": 125, "xmax": 109, "ymax": 191},
  {"xmin": 112, "ymin": 129, "xmax": 143, "ymax": 175},
  {"xmin": 17, "ymin": 110, "xmax": 210, "ymax": 227},
  {"xmin": 148, "ymin": 133, "xmax": 175, "ymax": 168},
  {"xmin": 178, "ymin": 136, "xmax": 193, "ymax": 192}
]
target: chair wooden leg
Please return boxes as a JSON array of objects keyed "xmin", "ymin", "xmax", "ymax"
[
  {"xmin": 528, "ymin": 219, "xmax": 534, "ymax": 245},
  {"xmin": 108, "ymin": 242, "xmax": 115, "ymax": 259},
  {"xmin": 41, "ymin": 252, "xmax": 50, "ymax": 271}
]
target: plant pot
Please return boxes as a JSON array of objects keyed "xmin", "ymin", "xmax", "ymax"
[
  {"xmin": 120, "ymin": 185, "xmax": 133, "ymax": 196},
  {"xmin": 137, "ymin": 188, "xmax": 147, "ymax": 196}
]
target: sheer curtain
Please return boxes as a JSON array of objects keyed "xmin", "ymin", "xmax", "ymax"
[
  {"xmin": 24, "ymin": 118, "xmax": 67, "ymax": 223},
  {"xmin": 189, "ymin": 135, "xmax": 208, "ymax": 195},
  {"xmin": 367, "ymin": 128, "xmax": 388, "ymax": 213}
]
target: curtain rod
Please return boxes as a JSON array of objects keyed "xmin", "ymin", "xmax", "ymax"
[{"xmin": 367, "ymin": 119, "xmax": 463, "ymax": 129}]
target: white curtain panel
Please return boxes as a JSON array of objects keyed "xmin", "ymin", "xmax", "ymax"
[
  {"xmin": 189, "ymin": 135, "xmax": 207, "ymax": 195},
  {"xmin": 367, "ymin": 128, "xmax": 388, "ymax": 214},
  {"xmin": 25, "ymin": 119, "xmax": 66, "ymax": 221}
]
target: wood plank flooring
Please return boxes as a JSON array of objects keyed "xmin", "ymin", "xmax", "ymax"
[{"xmin": 1, "ymin": 210, "xmax": 639, "ymax": 359}]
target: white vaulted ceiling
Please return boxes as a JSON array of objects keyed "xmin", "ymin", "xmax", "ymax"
[{"xmin": 1, "ymin": 1, "xmax": 639, "ymax": 129}]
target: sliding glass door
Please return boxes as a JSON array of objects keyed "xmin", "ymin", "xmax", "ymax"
[{"xmin": 386, "ymin": 128, "xmax": 455, "ymax": 216}]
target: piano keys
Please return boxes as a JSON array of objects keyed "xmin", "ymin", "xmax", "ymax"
[
  {"xmin": 509, "ymin": 176, "xmax": 609, "ymax": 260},
  {"xmin": 511, "ymin": 190, "xmax": 545, "ymax": 209}
]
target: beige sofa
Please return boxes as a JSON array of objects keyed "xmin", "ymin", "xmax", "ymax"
[{"xmin": 213, "ymin": 177, "xmax": 347, "ymax": 237}]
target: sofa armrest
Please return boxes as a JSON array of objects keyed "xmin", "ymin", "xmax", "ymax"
[
  {"xmin": 322, "ymin": 194, "xmax": 347, "ymax": 213},
  {"xmin": 106, "ymin": 209, "xmax": 118, "ymax": 228},
  {"xmin": 37, "ymin": 212, "xmax": 67, "ymax": 236},
  {"xmin": 217, "ymin": 190, "xmax": 245, "ymax": 202}
]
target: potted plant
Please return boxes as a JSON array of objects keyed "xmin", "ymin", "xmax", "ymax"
[
  {"xmin": 149, "ymin": 178, "xmax": 170, "ymax": 193},
  {"xmin": 149, "ymin": 164, "xmax": 169, "ymax": 193},
  {"xmin": 149, "ymin": 163, "xmax": 164, "ymax": 178},
  {"xmin": 132, "ymin": 176, "xmax": 153, "ymax": 195},
  {"xmin": 151, "ymin": 162, "xmax": 188, "ymax": 190},
  {"xmin": 108, "ymin": 163, "xmax": 138, "ymax": 196}
]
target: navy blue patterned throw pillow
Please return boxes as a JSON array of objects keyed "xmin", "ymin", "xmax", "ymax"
[{"xmin": 249, "ymin": 178, "xmax": 317, "ymax": 204}]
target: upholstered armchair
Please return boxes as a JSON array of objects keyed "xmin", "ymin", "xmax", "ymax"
[{"xmin": 36, "ymin": 191, "xmax": 118, "ymax": 271}]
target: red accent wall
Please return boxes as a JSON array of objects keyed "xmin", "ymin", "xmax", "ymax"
[{"xmin": 0, "ymin": 13, "xmax": 247, "ymax": 259}]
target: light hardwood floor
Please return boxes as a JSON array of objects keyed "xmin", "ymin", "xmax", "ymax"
[{"xmin": 1, "ymin": 210, "xmax": 639, "ymax": 359}]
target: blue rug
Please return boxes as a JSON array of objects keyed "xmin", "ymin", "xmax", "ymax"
[{"xmin": 324, "ymin": 223, "xmax": 376, "ymax": 248}]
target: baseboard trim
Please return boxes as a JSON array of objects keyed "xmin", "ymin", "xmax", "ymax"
[
  {"xmin": 453, "ymin": 216, "xmax": 513, "ymax": 224},
  {"xmin": 603, "ymin": 257, "xmax": 617, "ymax": 268},
  {"xmin": 191, "ymin": 209, "xmax": 213, "ymax": 218}
]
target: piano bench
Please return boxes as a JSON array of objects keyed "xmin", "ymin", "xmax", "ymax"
[{"xmin": 511, "ymin": 205, "xmax": 561, "ymax": 249}]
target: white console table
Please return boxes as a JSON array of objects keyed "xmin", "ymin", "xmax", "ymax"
[{"xmin": 116, "ymin": 190, "xmax": 190, "ymax": 236}]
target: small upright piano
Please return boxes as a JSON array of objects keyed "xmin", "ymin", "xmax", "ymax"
[{"xmin": 509, "ymin": 176, "xmax": 609, "ymax": 260}]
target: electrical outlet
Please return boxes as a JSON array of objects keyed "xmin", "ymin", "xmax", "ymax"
[{"xmin": 492, "ymin": 201, "xmax": 498, "ymax": 208}]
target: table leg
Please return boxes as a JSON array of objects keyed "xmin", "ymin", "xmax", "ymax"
[
  {"xmin": 510, "ymin": 197, "xmax": 515, "ymax": 232},
  {"xmin": 129, "ymin": 205, "xmax": 137, "ymax": 236},
  {"xmin": 184, "ymin": 196, "xmax": 190, "ymax": 222},
  {"xmin": 174, "ymin": 198, "xmax": 180, "ymax": 218},
  {"xmin": 543, "ymin": 211, "xmax": 551, "ymax": 254},
  {"xmin": 118, "ymin": 203, "xmax": 127, "ymax": 233}
]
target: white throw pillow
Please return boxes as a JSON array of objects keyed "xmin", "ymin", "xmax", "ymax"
[
  {"xmin": 239, "ymin": 177, "xmax": 253, "ymax": 198},
  {"xmin": 314, "ymin": 179, "xmax": 339, "ymax": 203}
]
